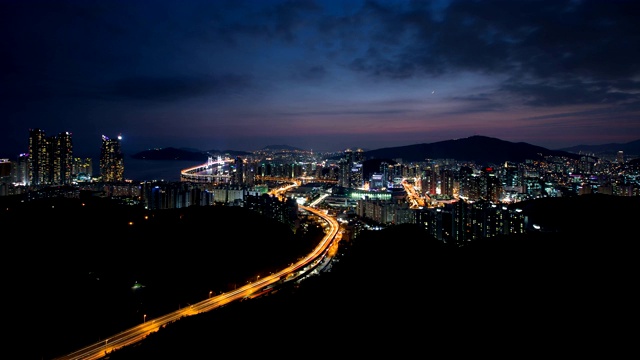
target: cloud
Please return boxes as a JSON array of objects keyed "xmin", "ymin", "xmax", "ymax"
[
  {"xmin": 329, "ymin": 0, "xmax": 640, "ymax": 106},
  {"xmin": 501, "ymin": 78, "xmax": 640, "ymax": 107}
]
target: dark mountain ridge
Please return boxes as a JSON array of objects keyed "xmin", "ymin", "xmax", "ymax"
[
  {"xmin": 558, "ymin": 138, "xmax": 640, "ymax": 157},
  {"xmin": 129, "ymin": 136, "xmax": 640, "ymax": 164},
  {"xmin": 362, "ymin": 135, "xmax": 582, "ymax": 164},
  {"xmin": 261, "ymin": 144, "xmax": 304, "ymax": 151}
]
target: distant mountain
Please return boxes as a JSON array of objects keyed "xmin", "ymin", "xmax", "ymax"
[
  {"xmin": 130, "ymin": 147, "xmax": 250, "ymax": 160},
  {"xmin": 261, "ymin": 144, "xmax": 304, "ymax": 151},
  {"xmin": 204, "ymin": 148, "xmax": 252, "ymax": 157},
  {"xmin": 362, "ymin": 135, "xmax": 582, "ymax": 165},
  {"xmin": 130, "ymin": 144, "xmax": 307, "ymax": 161},
  {"xmin": 558, "ymin": 139, "xmax": 640, "ymax": 157},
  {"xmin": 130, "ymin": 136, "xmax": 640, "ymax": 163}
]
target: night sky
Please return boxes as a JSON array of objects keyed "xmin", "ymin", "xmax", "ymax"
[{"xmin": 2, "ymin": 0, "xmax": 639, "ymax": 159}]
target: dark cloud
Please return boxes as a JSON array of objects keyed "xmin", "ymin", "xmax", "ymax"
[
  {"xmin": 523, "ymin": 102, "xmax": 640, "ymax": 122},
  {"xmin": 265, "ymin": 0, "xmax": 323, "ymax": 42},
  {"xmin": 513, "ymin": 0, "xmax": 640, "ymax": 80},
  {"xmin": 188, "ymin": 0, "xmax": 323, "ymax": 45},
  {"xmin": 336, "ymin": 0, "xmax": 640, "ymax": 106},
  {"xmin": 501, "ymin": 78, "xmax": 640, "ymax": 107}
]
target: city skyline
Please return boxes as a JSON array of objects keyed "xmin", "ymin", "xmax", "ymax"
[{"xmin": 2, "ymin": 0, "xmax": 640, "ymax": 159}]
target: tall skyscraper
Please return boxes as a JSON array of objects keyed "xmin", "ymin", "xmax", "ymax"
[
  {"xmin": 51, "ymin": 131, "xmax": 74, "ymax": 185},
  {"xmin": 339, "ymin": 148, "xmax": 365, "ymax": 189},
  {"xmin": 233, "ymin": 156, "xmax": 244, "ymax": 185},
  {"xmin": 28, "ymin": 128, "xmax": 48, "ymax": 186},
  {"xmin": 28, "ymin": 129, "xmax": 75, "ymax": 186},
  {"xmin": 15, "ymin": 153, "xmax": 29, "ymax": 185},
  {"xmin": 100, "ymin": 134, "xmax": 124, "ymax": 182},
  {"xmin": 339, "ymin": 149, "xmax": 353, "ymax": 188}
]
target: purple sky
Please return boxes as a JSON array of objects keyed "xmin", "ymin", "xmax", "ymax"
[{"xmin": 2, "ymin": 0, "xmax": 640, "ymax": 158}]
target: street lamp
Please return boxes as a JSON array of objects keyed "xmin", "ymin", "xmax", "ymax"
[
  {"xmin": 143, "ymin": 314, "xmax": 146, "ymax": 323},
  {"xmin": 209, "ymin": 291, "xmax": 212, "ymax": 298}
]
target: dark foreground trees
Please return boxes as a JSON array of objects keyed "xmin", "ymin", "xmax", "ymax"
[{"xmin": 106, "ymin": 194, "xmax": 638, "ymax": 359}]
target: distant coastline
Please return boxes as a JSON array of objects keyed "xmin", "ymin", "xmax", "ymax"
[{"xmin": 118, "ymin": 135, "xmax": 640, "ymax": 182}]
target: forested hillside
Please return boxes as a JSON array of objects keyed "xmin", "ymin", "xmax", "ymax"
[{"xmin": 105, "ymin": 194, "xmax": 638, "ymax": 358}]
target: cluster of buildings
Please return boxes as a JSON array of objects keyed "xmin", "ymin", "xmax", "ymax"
[
  {"xmin": 1, "ymin": 129, "xmax": 638, "ymax": 245},
  {"xmin": 0, "ymin": 128, "xmax": 125, "ymax": 192},
  {"xmin": 308, "ymin": 148, "xmax": 639, "ymax": 244}
]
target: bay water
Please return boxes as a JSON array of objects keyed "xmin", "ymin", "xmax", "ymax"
[{"xmin": 123, "ymin": 158, "xmax": 205, "ymax": 182}]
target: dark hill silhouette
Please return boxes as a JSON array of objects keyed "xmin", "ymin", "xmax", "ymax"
[
  {"xmin": 261, "ymin": 144, "xmax": 304, "ymax": 151},
  {"xmin": 363, "ymin": 135, "xmax": 582, "ymax": 164},
  {"xmin": 509, "ymin": 193, "xmax": 640, "ymax": 235},
  {"xmin": 559, "ymin": 138, "xmax": 640, "ymax": 157},
  {"xmin": 104, "ymin": 194, "xmax": 638, "ymax": 358},
  {"xmin": 129, "ymin": 135, "xmax": 609, "ymax": 164},
  {"xmin": 4, "ymin": 198, "xmax": 319, "ymax": 360}
]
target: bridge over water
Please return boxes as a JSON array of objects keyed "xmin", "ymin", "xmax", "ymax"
[
  {"xmin": 180, "ymin": 156, "xmax": 339, "ymax": 185},
  {"xmin": 180, "ymin": 156, "xmax": 234, "ymax": 183}
]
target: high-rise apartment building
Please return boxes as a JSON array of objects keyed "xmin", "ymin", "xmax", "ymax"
[
  {"xmin": 339, "ymin": 149, "xmax": 353, "ymax": 188},
  {"xmin": 233, "ymin": 156, "xmax": 244, "ymax": 185},
  {"xmin": 28, "ymin": 129, "xmax": 75, "ymax": 186},
  {"xmin": 28, "ymin": 128, "xmax": 48, "ymax": 186},
  {"xmin": 15, "ymin": 153, "xmax": 29, "ymax": 185},
  {"xmin": 339, "ymin": 148, "xmax": 365, "ymax": 189},
  {"xmin": 100, "ymin": 135, "xmax": 124, "ymax": 182}
]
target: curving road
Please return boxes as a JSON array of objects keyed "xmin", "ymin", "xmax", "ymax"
[{"xmin": 52, "ymin": 204, "xmax": 341, "ymax": 360}]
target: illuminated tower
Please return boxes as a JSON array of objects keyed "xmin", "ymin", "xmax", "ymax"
[
  {"xmin": 338, "ymin": 148, "xmax": 366, "ymax": 189},
  {"xmin": 28, "ymin": 128, "xmax": 49, "ymax": 186},
  {"xmin": 233, "ymin": 156, "xmax": 243, "ymax": 185},
  {"xmin": 339, "ymin": 149, "xmax": 353, "ymax": 188},
  {"xmin": 15, "ymin": 153, "xmax": 29, "ymax": 185},
  {"xmin": 51, "ymin": 131, "xmax": 74, "ymax": 185},
  {"xmin": 100, "ymin": 134, "xmax": 124, "ymax": 182}
]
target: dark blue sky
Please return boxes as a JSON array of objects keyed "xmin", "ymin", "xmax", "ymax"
[{"xmin": 2, "ymin": 0, "xmax": 639, "ymax": 158}]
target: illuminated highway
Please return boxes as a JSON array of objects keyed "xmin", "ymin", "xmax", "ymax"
[
  {"xmin": 53, "ymin": 194, "xmax": 340, "ymax": 360},
  {"xmin": 401, "ymin": 178, "xmax": 427, "ymax": 209}
]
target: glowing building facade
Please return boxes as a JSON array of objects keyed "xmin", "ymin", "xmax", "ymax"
[{"xmin": 100, "ymin": 135, "xmax": 124, "ymax": 182}]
